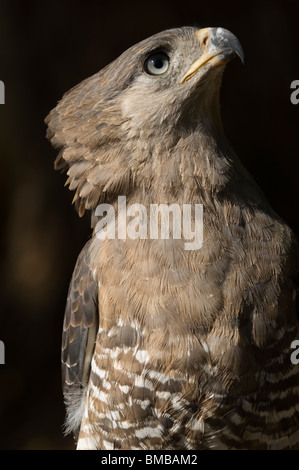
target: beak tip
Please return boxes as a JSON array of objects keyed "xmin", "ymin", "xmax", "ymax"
[
  {"xmin": 210, "ymin": 27, "xmax": 245, "ymax": 66},
  {"xmin": 237, "ymin": 50, "xmax": 245, "ymax": 65}
]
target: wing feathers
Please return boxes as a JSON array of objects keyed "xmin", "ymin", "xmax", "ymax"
[{"xmin": 61, "ymin": 239, "xmax": 99, "ymax": 436}]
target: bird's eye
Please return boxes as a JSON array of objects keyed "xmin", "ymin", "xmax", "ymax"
[{"xmin": 144, "ymin": 52, "xmax": 170, "ymax": 75}]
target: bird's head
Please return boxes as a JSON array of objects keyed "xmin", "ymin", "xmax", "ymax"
[
  {"xmin": 46, "ymin": 26, "xmax": 244, "ymax": 216},
  {"xmin": 117, "ymin": 26, "xmax": 244, "ymax": 136}
]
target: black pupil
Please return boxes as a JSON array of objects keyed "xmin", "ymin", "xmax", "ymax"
[{"xmin": 152, "ymin": 58, "xmax": 164, "ymax": 69}]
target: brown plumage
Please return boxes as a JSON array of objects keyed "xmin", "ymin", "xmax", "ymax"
[{"xmin": 45, "ymin": 26, "xmax": 299, "ymax": 449}]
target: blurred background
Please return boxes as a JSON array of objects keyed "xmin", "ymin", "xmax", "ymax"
[{"xmin": 0, "ymin": 0, "xmax": 298, "ymax": 450}]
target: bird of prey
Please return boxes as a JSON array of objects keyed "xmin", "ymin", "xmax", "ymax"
[{"xmin": 45, "ymin": 26, "xmax": 299, "ymax": 450}]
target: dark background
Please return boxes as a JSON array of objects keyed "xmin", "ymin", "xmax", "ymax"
[{"xmin": 0, "ymin": 0, "xmax": 298, "ymax": 450}]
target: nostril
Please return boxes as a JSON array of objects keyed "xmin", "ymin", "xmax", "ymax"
[
  {"xmin": 202, "ymin": 35, "xmax": 209, "ymax": 47},
  {"xmin": 196, "ymin": 28, "xmax": 211, "ymax": 49}
]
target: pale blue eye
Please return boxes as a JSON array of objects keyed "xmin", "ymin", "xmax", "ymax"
[{"xmin": 144, "ymin": 53, "xmax": 169, "ymax": 75}]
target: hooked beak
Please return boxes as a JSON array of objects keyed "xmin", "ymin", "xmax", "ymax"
[{"xmin": 181, "ymin": 27, "xmax": 244, "ymax": 84}]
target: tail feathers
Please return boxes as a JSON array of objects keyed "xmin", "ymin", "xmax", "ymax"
[{"xmin": 63, "ymin": 384, "xmax": 87, "ymax": 438}]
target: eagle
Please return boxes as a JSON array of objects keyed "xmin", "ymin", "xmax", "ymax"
[{"xmin": 45, "ymin": 26, "xmax": 299, "ymax": 450}]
